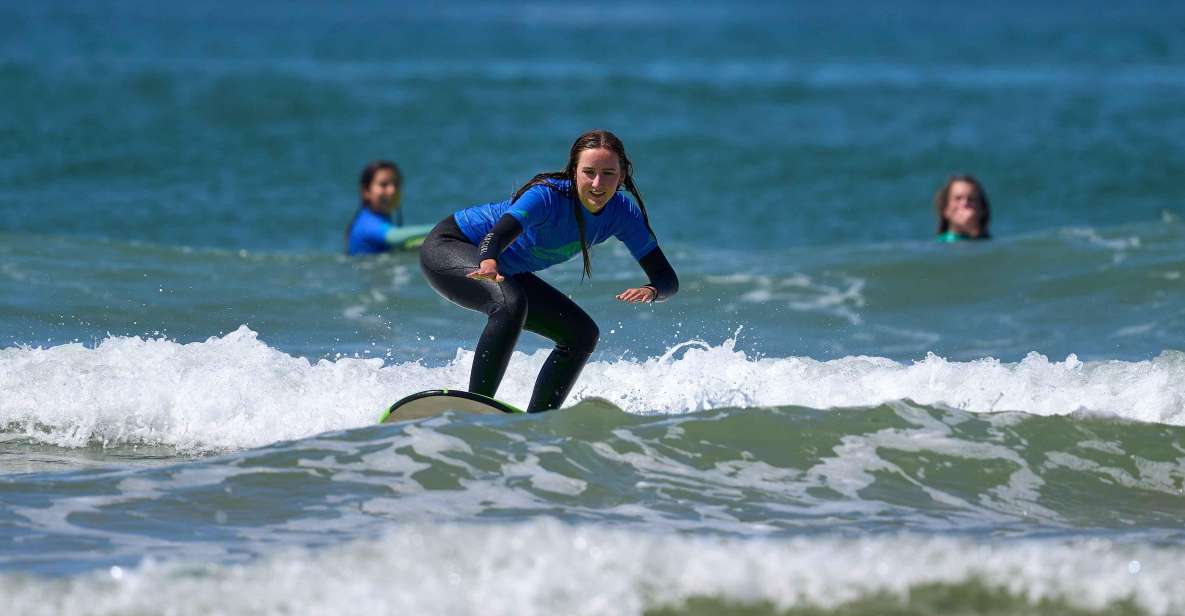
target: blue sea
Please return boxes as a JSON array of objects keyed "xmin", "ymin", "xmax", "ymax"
[{"xmin": 3, "ymin": 1, "xmax": 1185, "ymax": 614}]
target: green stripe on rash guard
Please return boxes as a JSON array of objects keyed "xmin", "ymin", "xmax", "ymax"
[
  {"xmin": 528, "ymin": 240, "xmax": 583, "ymax": 263},
  {"xmin": 937, "ymin": 231, "xmax": 991, "ymax": 242}
]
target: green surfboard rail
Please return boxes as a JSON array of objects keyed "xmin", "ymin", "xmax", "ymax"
[{"xmin": 379, "ymin": 389, "xmax": 524, "ymax": 424}]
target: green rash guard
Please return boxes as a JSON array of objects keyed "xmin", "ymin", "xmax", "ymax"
[{"xmin": 937, "ymin": 230, "xmax": 991, "ymax": 242}]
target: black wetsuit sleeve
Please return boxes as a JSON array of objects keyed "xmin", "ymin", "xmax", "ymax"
[
  {"xmin": 477, "ymin": 214, "xmax": 523, "ymax": 262},
  {"xmin": 638, "ymin": 246, "xmax": 678, "ymax": 302}
]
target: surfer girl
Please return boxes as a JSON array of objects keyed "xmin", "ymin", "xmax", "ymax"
[
  {"xmin": 934, "ymin": 174, "xmax": 992, "ymax": 241},
  {"xmin": 346, "ymin": 160, "xmax": 424, "ymax": 255},
  {"xmin": 418, "ymin": 129, "xmax": 678, "ymax": 412}
]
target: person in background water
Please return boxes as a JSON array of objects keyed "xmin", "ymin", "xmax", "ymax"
[
  {"xmin": 418, "ymin": 129, "xmax": 678, "ymax": 412},
  {"xmin": 345, "ymin": 160, "xmax": 424, "ymax": 255},
  {"xmin": 934, "ymin": 174, "xmax": 992, "ymax": 241}
]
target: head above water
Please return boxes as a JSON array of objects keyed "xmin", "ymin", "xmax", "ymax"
[
  {"xmin": 934, "ymin": 174, "xmax": 991, "ymax": 239},
  {"xmin": 512, "ymin": 130, "xmax": 654, "ymax": 279},
  {"xmin": 344, "ymin": 160, "xmax": 403, "ymax": 255},
  {"xmin": 359, "ymin": 160, "xmax": 402, "ymax": 215}
]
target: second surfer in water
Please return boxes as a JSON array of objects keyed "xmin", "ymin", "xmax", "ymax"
[
  {"xmin": 934, "ymin": 174, "xmax": 992, "ymax": 242},
  {"xmin": 418, "ymin": 130, "xmax": 678, "ymax": 412}
]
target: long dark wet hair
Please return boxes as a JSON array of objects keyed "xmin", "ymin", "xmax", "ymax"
[
  {"xmin": 344, "ymin": 160, "xmax": 402, "ymax": 254},
  {"xmin": 934, "ymin": 174, "xmax": 991, "ymax": 237},
  {"xmin": 510, "ymin": 130, "xmax": 654, "ymax": 279}
]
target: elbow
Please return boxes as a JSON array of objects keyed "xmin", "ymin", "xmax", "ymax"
[{"xmin": 653, "ymin": 272, "xmax": 678, "ymax": 302}]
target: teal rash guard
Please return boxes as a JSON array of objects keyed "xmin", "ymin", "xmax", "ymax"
[{"xmin": 936, "ymin": 230, "xmax": 991, "ymax": 242}]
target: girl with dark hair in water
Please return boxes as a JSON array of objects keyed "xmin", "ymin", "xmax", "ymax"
[
  {"xmin": 345, "ymin": 160, "xmax": 425, "ymax": 255},
  {"xmin": 934, "ymin": 174, "xmax": 992, "ymax": 241},
  {"xmin": 419, "ymin": 130, "xmax": 679, "ymax": 412}
]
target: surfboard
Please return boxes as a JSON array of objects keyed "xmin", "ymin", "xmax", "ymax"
[
  {"xmin": 379, "ymin": 389, "xmax": 525, "ymax": 423},
  {"xmin": 389, "ymin": 224, "xmax": 434, "ymax": 251}
]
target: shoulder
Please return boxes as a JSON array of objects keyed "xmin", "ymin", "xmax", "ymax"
[
  {"xmin": 353, "ymin": 207, "xmax": 390, "ymax": 230},
  {"xmin": 534, "ymin": 179, "xmax": 573, "ymax": 202},
  {"xmin": 608, "ymin": 191, "xmax": 644, "ymax": 220},
  {"xmin": 516, "ymin": 180, "xmax": 569, "ymax": 204},
  {"xmin": 508, "ymin": 181, "xmax": 568, "ymax": 226},
  {"xmin": 543, "ymin": 178, "xmax": 572, "ymax": 194},
  {"xmin": 513, "ymin": 180, "xmax": 571, "ymax": 215}
]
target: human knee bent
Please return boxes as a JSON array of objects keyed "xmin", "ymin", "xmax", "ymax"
[{"xmin": 561, "ymin": 318, "xmax": 598, "ymax": 356}]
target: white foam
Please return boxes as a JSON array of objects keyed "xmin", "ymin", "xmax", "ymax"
[
  {"xmin": 0, "ymin": 326, "xmax": 464, "ymax": 452},
  {"xmin": 583, "ymin": 343, "xmax": 1185, "ymax": 423},
  {"xmin": 1062, "ymin": 226, "xmax": 1142, "ymax": 252},
  {"xmin": 2, "ymin": 520, "xmax": 1182, "ymax": 615},
  {"xmin": 2, "ymin": 327, "xmax": 1183, "ymax": 452}
]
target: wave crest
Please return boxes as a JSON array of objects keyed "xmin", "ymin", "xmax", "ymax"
[{"xmin": 2, "ymin": 327, "xmax": 1183, "ymax": 452}]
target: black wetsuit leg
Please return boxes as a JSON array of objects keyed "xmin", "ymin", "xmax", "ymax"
[
  {"xmin": 419, "ymin": 217, "xmax": 599, "ymax": 412},
  {"xmin": 516, "ymin": 273, "xmax": 598, "ymax": 412},
  {"xmin": 420, "ymin": 217, "xmax": 527, "ymax": 398}
]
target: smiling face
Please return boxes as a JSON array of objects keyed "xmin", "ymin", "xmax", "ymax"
[
  {"xmin": 361, "ymin": 168, "xmax": 401, "ymax": 215},
  {"xmin": 574, "ymin": 148, "xmax": 622, "ymax": 213},
  {"xmin": 943, "ymin": 180, "xmax": 983, "ymax": 236}
]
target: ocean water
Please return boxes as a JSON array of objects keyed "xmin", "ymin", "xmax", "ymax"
[{"xmin": 3, "ymin": 1, "xmax": 1185, "ymax": 614}]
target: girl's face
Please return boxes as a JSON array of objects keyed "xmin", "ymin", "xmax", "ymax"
[
  {"xmin": 574, "ymin": 148, "xmax": 621, "ymax": 213},
  {"xmin": 943, "ymin": 180, "xmax": 983, "ymax": 234},
  {"xmin": 362, "ymin": 168, "xmax": 401, "ymax": 214}
]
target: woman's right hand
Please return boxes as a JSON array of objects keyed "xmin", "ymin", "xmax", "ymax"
[
  {"xmin": 949, "ymin": 203, "xmax": 978, "ymax": 227},
  {"xmin": 467, "ymin": 259, "xmax": 505, "ymax": 283}
]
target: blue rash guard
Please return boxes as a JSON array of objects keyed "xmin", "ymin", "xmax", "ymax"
[
  {"xmin": 452, "ymin": 181, "xmax": 657, "ymax": 276},
  {"xmin": 347, "ymin": 204, "xmax": 404, "ymax": 256}
]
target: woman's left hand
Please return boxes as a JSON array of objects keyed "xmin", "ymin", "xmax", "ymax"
[{"xmin": 616, "ymin": 287, "xmax": 656, "ymax": 303}]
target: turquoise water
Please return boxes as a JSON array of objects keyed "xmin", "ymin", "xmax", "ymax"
[{"xmin": 3, "ymin": 1, "xmax": 1185, "ymax": 614}]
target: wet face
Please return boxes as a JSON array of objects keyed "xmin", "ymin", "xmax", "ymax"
[
  {"xmin": 943, "ymin": 180, "xmax": 983, "ymax": 236},
  {"xmin": 574, "ymin": 148, "xmax": 621, "ymax": 213},
  {"xmin": 362, "ymin": 168, "xmax": 401, "ymax": 215}
]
